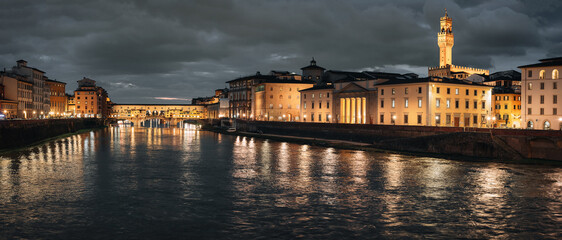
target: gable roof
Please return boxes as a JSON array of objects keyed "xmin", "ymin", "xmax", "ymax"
[{"xmin": 336, "ymin": 82, "xmax": 370, "ymax": 93}]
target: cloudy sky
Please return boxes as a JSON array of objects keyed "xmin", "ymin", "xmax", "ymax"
[{"xmin": 1, "ymin": 0, "xmax": 561, "ymax": 104}]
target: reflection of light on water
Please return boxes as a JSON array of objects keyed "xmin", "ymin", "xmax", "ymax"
[
  {"xmin": 350, "ymin": 151, "xmax": 368, "ymax": 184},
  {"xmin": 321, "ymin": 147, "xmax": 337, "ymax": 175},
  {"xmin": 232, "ymin": 135, "xmax": 257, "ymax": 180},
  {"xmin": 0, "ymin": 135, "xmax": 86, "ymax": 207},
  {"xmin": 298, "ymin": 145, "xmax": 312, "ymax": 180},
  {"xmin": 278, "ymin": 142, "xmax": 289, "ymax": 173},
  {"xmin": 384, "ymin": 154, "xmax": 404, "ymax": 189},
  {"xmin": 319, "ymin": 147, "xmax": 338, "ymax": 205},
  {"xmin": 260, "ymin": 140, "xmax": 271, "ymax": 175}
]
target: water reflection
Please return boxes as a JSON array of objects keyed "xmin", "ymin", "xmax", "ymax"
[{"xmin": 0, "ymin": 126, "xmax": 561, "ymax": 239}]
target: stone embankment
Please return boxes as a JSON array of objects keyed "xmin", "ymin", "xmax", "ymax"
[
  {"xmin": 215, "ymin": 120, "xmax": 562, "ymax": 162},
  {"xmin": 0, "ymin": 119, "xmax": 104, "ymax": 151}
]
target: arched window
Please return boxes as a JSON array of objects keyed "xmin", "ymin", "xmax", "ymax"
[
  {"xmin": 539, "ymin": 70, "xmax": 545, "ymax": 79},
  {"xmin": 527, "ymin": 121, "xmax": 534, "ymax": 129},
  {"xmin": 544, "ymin": 121, "xmax": 551, "ymax": 130},
  {"xmin": 553, "ymin": 69, "xmax": 559, "ymax": 79}
]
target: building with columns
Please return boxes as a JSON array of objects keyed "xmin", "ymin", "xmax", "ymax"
[
  {"xmin": 428, "ymin": 11, "xmax": 489, "ymax": 79},
  {"xmin": 518, "ymin": 57, "xmax": 562, "ymax": 130}
]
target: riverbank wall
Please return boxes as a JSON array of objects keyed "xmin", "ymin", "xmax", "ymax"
[
  {"xmin": 219, "ymin": 120, "xmax": 562, "ymax": 161},
  {"xmin": 0, "ymin": 119, "xmax": 104, "ymax": 151}
]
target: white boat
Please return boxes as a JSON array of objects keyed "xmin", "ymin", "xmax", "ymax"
[{"xmin": 226, "ymin": 127, "xmax": 236, "ymax": 133}]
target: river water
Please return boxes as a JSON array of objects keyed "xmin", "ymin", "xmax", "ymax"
[{"xmin": 1, "ymin": 127, "xmax": 561, "ymax": 239}]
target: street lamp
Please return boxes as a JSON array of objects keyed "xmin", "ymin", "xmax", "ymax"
[
  {"xmin": 392, "ymin": 115, "xmax": 396, "ymax": 125},
  {"xmin": 435, "ymin": 115, "xmax": 440, "ymax": 126}
]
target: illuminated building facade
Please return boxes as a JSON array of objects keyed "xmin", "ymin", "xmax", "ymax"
[
  {"xmin": 74, "ymin": 77, "xmax": 110, "ymax": 118},
  {"xmin": 253, "ymin": 80, "xmax": 313, "ymax": 121},
  {"xmin": 300, "ymin": 85, "xmax": 334, "ymax": 123},
  {"xmin": 66, "ymin": 94, "xmax": 75, "ymax": 116},
  {"xmin": 376, "ymin": 77, "xmax": 493, "ymax": 127},
  {"xmin": 10, "ymin": 60, "xmax": 50, "ymax": 118},
  {"xmin": 493, "ymin": 92, "xmax": 521, "ymax": 128},
  {"xmin": 45, "ymin": 79, "xmax": 67, "ymax": 117},
  {"xmin": 0, "ymin": 84, "xmax": 17, "ymax": 119},
  {"xmin": 519, "ymin": 57, "xmax": 562, "ymax": 130},
  {"xmin": 0, "ymin": 73, "xmax": 33, "ymax": 118}
]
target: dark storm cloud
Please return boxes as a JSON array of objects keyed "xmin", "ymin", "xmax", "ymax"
[{"xmin": 0, "ymin": 0, "xmax": 560, "ymax": 103}]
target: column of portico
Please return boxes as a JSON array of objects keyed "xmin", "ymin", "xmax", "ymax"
[
  {"xmin": 351, "ymin": 98, "xmax": 356, "ymax": 124},
  {"xmin": 340, "ymin": 98, "xmax": 345, "ymax": 124},
  {"xmin": 362, "ymin": 97, "xmax": 367, "ymax": 124},
  {"xmin": 344, "ymin": 98, "xmax": 350, "ymax": 123},
  {"xmin": 354, "ymin": 98, "xmax": 361, "ymax": 124}
]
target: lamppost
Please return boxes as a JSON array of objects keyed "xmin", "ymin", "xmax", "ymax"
[
  {"xmin": 435, "ymin": 115, "xmax": 440, "ymax": 126},
  {"xmin": 487, "ymin": 116, "xmax": 491, "ymax": 128},
  {"xmin": 492, "ymin": 116, "xmax": 496, "ymax": 129},
  {"xmin": 33, "ymin": 111, "xmax": 36, "ymax": 119},
  {"xmin": 392, "ymin": 115, "xmax": 396, "ymax": 125}
]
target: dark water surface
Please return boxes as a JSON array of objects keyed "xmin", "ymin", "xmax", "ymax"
[{"xmin": 1, "ymin": 127, "xmax": 561, "ymax": 239}]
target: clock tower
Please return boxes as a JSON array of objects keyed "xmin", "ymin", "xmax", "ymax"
[{"xmin": 438, "ymin": 9, "xmax": 454, "ymax": 67}]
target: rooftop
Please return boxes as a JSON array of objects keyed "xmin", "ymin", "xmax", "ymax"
[{"xmin": 518, "ymin": 57, "xmax": 562, "ymax": 68}]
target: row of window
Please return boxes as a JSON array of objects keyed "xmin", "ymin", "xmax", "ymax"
[
  {"xmin": 382, "ymin": 87, "xmax": 486, "ymax": 96},
  {"xmin": 303, "ymin": 113, "xmax": 330, "ymax": 122},
  {"xmin": 269, "ymin": 94, "xmax": 299, "ymax": 99},
  {"xmin": 380, "ymin": 113, "xmax": 485, "ymax": 126},
  {"xmin": 268, "ymin": 104, "xmax": 300, "ymax": 109},
  {"xmin": 302, "ymin": 92, "xmax": 330, "ymax": 99},
  {"xmin": 302, "ymin": 101, "xmax": 330, "ymax": 110},
  {"xmin": 527, "ymin": 82, "xmax": 558, "ymax": 90},
  {"xmin": 529, "ymin": 69, "xmax": 560, "ymax": 79},
  {"xmin": 495, "ymin": 96, "xmax": 521, "ymax": 101},
  {"xmin": 527, "ymin": 108, "xmax": 558, "ymax": 115},
  {"xmin": 527, "ymin": 95, "xmax": 558, "ymax": 104},
  {"xmin": 494, "ymin": 104, "xmax": 521, "ymax": 110},
  {"xmin": 381, "ymin": 98, "xmax": 487, "ymax": 110}
]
